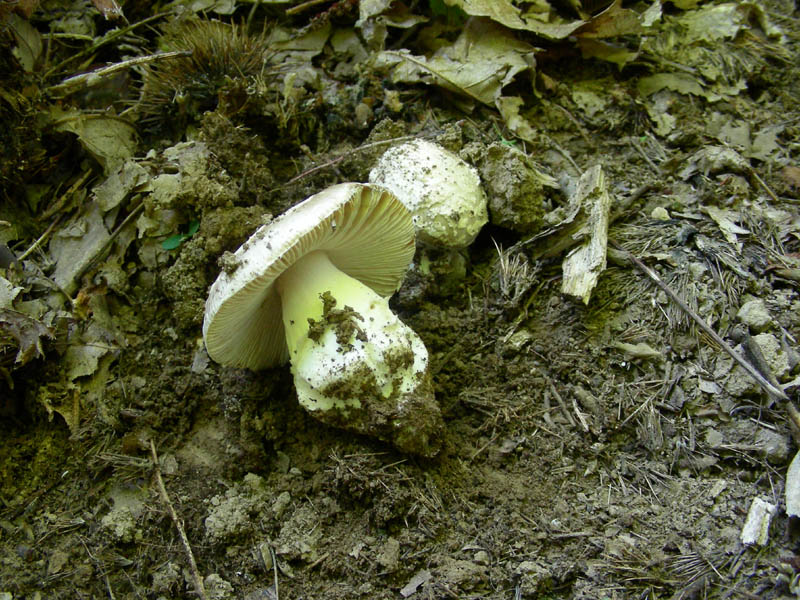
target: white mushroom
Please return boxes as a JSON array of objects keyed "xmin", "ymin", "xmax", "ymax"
[
  {"xmin": 368, "ymin": 139, "xmax": 488, "ymax": 248},
  {"xmin": 202, "ymin": 183, "xmax": 443, "ymax": 456}
]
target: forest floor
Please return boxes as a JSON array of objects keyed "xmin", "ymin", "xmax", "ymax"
[{"xmin": 2, "ymin": 0, "xmax": 800, "ymax": 598}]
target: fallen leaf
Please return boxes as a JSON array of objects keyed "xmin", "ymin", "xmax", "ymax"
[
  {"xmin": 93, "ymin": 160, "xmax": 150, "ymax": 212},
  {"xmin": 612, "ymin": 341, "xmax": 662, "ymax": 360},
  {"xmin": 703, "ymin": 206, "xmax": 750, "ymax": 247},
  {"xmin": 48, "ymin": 107, "xmax": 138, "ymax": 175},
  {"xmin": 781, "ymin": 166, "xmax": 800, "ymax": 190},
  {"xmin": 442, "ymin": 0, "xmax": 584, "ymax": 40},
  {"xmin": 382, "ymin": 18, "xmax": 535, "ymax": 108},
  {"xmin": 0, "ymin": 308, "xmax": 53, "ymax": 366},
  {"xmin": 49, "ymin": 202, "xmax": 111, "ymax": 295},
  {"xmin": 91, "ymin": 0, "xmax": 124, "ymax": 20},
  {"xmin": 574, "ymin": 1, "xmax": 643, "ymax": 38}
]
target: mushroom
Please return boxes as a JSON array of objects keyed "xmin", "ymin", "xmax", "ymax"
[
  {"xmin": 368, "ymin": 139, "xmax": 488, "ymax": 248},
  {"xmin": 202, "ymin": 183, "xmax": 443, "ymax": 457}
]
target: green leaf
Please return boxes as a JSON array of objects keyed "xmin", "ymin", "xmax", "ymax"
[
  {"xmin": 161, "ymin": 219, "xmax": 201, "ymax": 250},
  {"xmin": 161, "ymin": 234, "xmax": 183, "ymax": 250}
]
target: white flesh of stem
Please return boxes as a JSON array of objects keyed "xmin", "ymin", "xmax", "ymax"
[{"xmin": 275, "ymin": 250, "xmax": 428, "ymax": 412}]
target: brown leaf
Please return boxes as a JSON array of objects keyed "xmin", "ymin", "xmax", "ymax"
[
  {"xmin": 91, "ymin": 0, "xmax": 124, "ymax": 20},
  {"xmin": 575, "ymin": 0, "xmax": 643, "ymax": 38},
  {"xmin": 781, "ymin": 166, "xmax": 800, "ymax": 190},
  {"xmin": 0, "ymin": 308, "xmax": 53, "ymax": 366},
  {"xmin": 0, "ymin": 0, "xmax": 40, "ymax": 20}
]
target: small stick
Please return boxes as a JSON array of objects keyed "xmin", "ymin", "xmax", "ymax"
[
  {"xmin": 270, "ymin": 545, "xmax": 280, "ymax": 599},
  {"xmin": 285, "ymin": 0, "xmax": 330, "ymax": 15},
  {"xmin": 44, "ymin": 12, "xmax": 168, "ymax": 78},
  {"xmin": 40, "ymin": 168, "xmax": 94, "ymax": 220},
  {"xmin": 747, "ymin": 167, "xmax": 781, "ymax": 205},
  {"xmin": 784, "ymin": 401, "xmax": 800, "ymax": 438},
  {"xmin": 65, "ymin": 201, "xmax": 145, "ymax": 297},
  {"xmin": 280, "ymin": 135, "xmax": 418, "ymax": 187},
  {"xmin": 630, "ymin": 136, "xmax": 660, "ymax": 174},
  {"xmin": 571, "ymin": 396, "xmax": 590, "ymax": 433},
  {"xmin": 610, "ymin": 240, "xmax": 789, "ymax": 403},
  {"xmin": 548, "ymin": 378, "xmax": 576, "ymax": 427},
  {"xmin": 150, "ymin": 440, "xmax": 208, "ymax": 600},
  {"xmin": 307, "ymin": 550, "xmax": 331, "ymax": 570},
  {"xmin": 48, "ymin": 51, "xmax": 192, "ymax": 95},
  {"xmin": 18, "ymin": 214, "xmax": 65, "ymax": 261}
]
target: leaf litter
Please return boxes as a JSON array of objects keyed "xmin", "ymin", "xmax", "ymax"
[{"xmin": 1, "ymin": 0, "xmax": 800, "ymax": 598}]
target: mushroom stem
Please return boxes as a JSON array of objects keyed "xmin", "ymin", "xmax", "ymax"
[
  {"xmin": 275, "ymin": 250, "xmax": 344, "ymax": 356},
  {"xmin": 276, "ymin": 250, "xmax": 427, "ymax": 410},
  {"xmin": 275, "ymin": 250, "xmax": 441, "ymax": 455}
]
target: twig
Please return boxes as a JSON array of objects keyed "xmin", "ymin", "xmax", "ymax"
[
  {"xmin": 469, "ymin": 432, "xmax": 499, "ymax": 461},
  {"xmin": 285, "ymin": 0, "xmax": 330, "ymax": 15},
  {"xmin": 548, "ymin": 378, "xmax": 576, "ymax": 427},
  {"xmin": 18, "ymin": 214, "xmax": 65, "ymax": 261},
  {"xmin": 610, "ymin": 240, "xmax": 789, "ymax": 403},
  {"xmin": 270, "ymin": 545, "xmax": 280, "ymax": 599},
  {"xmin": 571, "ymin": 396, "xmax": 590, "ymax": 433},
  {"xmin": 280, "ymin": 135, "xmax": 418, "ymax": 187},
  {"xmin": 747, "ymin": 166, "xmax": 781, "ymax": 204},
  {"xmin": 150, "ymin": 440, "xmax": 208, "ymax": 600},
  {"xmin": 40, "ymin": 168, "xmax": 94, "ymax": 220},
  {"xmin": 783, "ymin": 402, "xmax": 800, "ymax": 438},
  {"xmin": 610, "ymin": 182, "xmax": 656, "ymax": 222},
  {"xmin": 307, "ymin": 550, "xmax": 331, "ymax": 570},
  {"xmin": 543, "ymin": 134, "xmax": 581, "ymax": 173},
  {"xmin": 44, "ymin": 12, "xmax": 168, "ymax": 79},
  {"xmin": 541, "ymin": 391, "xmax": 557, "ymax": 430},
  {"xmin": 552, "ymin": 102, "xmax": 592, "ymax": 147},
  {"xmin": 69, "ymin": 201, "xmax": 145, "ymax": 295},
  {"xmin": 48, "ymin": 51, "xmax": 192, "ymax": 96},
  {"xmin": 630, "ymin": 136, "xmax": 660, "ymax": 174}
]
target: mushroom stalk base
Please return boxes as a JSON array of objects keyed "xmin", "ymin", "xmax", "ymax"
[{"xmin": 276, "ymin": 251, "xmax": 443, "ymax": 457}]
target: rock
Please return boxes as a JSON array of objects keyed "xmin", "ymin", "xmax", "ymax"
[
  {"xmin": 377, "ymin": 537, "xmax": 400, "ymax": 570},
  {"xmin": 101, "ymin": 483, "xmax": 146, "ymax": 542},
  {"xmin": 204, "ymin": 573, "xmax": 234, "ymax": 600},
  {"xmin": 204, "ymin": 475, "xmax": 269, "ymax": 543},
  {"xmin": 754, "ymin": 427, "xmax": 791, "ymax": 464},
  {"xmin": 740, "ymin": 497, "xmax": 776, "ymax": 546},
  {"xmin": 737, "ymin": 298, "xmax": 772, "ymax": 333},
  {"xmin": 651, "ymin": 206, "xmax": 670, "ymax": 220},
  {"xmin": 272, "ymin": 492, "xmax": 291, "ymax": 518},
  {"xmin": 751, "ymin": 333, "xmax": 790, "ymax": 379},
  {"xmin": 477, "ymin": 142, "xmax": 559, "ymax": 234},
  {"xmin": 705, "ymin": 421, "xmax": 790, "ymax": 464},
  {"xmin": 434, "ymin": 558, "xmax": 487, "ymax": 591},
  {"xmin": 513, "ymin": 560, "xmax": 552, "ymax": 596}
]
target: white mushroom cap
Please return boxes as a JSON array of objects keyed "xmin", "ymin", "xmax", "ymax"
[
  {"xmin": 202, "ymin": 183, "xmax": 415, "ymax": 370},
  {"xmin": 368, "ymin": 139, "xmax": 488, "ymax": 248}
]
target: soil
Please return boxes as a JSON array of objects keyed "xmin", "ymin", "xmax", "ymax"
[{"xmin": 1, "ymin": 2, "xmax": 800, "ymax": 599}]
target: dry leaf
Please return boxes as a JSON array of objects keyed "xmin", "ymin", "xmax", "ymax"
[
  {"xmin": 443, "ymin": 0, "xmax": 584, "ymax": 40},
  {"xmin": 382, "ymin": 18, "xmax": 535, "ymax": 108},
  {"xmin": 0, "ymin": 308, "xmax": 53, "ymax": 366}
]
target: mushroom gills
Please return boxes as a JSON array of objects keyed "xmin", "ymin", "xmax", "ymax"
[{"xmin": 275, "ymin": 250, "xmax": 442, "ymax": 456}]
